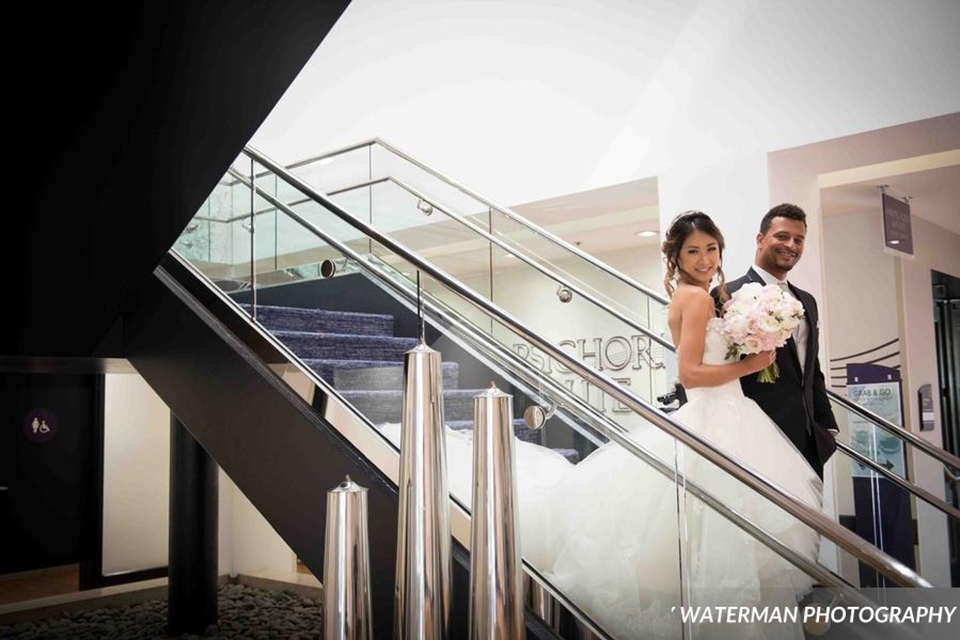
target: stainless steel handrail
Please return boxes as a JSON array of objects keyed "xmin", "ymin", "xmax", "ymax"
[
  {"xmin": 283, "ymin": 137, "xmax": 960, "ymax": 474},
  {"xmin": 227, "ymin": 167, "xmax": 861, "ymax": 598},
  {"xmin": 836, "ymin": 441, "xmax": 960, "ymax": 520},
  {"xmin": 290, "ymin": 137, "xmax": 668, "ymax": 305},
  {"xmin": 827, "ymin": 393, "xmax": 960, "ymax": 471},
  {"xmin": 327, "ymin": 174, "xmax": 672, "ymax": 350},
  {"xmin": 255, "ymin": 170, "xmax": 960, "ymax": 518},
  {"xmin": 165, "ymin": 248, "xmax": 615, "ymax": 638},
  {"xmin": 241, "ymin": 144, "xmax": 931, "ymax": 588}
]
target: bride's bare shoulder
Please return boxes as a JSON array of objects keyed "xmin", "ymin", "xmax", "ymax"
[{"xmin": 671, "ymin": 285, "xmax": 713, "ymax": 314}]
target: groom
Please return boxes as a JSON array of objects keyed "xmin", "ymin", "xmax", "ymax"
[{"xmin": 717, "ymin": 203, "xmax": 839, "ymax": 478}]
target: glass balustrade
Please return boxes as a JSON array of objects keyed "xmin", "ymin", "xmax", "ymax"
[
  {"xmin": 284, "ymin": 138, "xmax": 960, "ymax": 590},
  {"xmin": 171, "ymin": 149, "xmax": 929, "ymax": 639}
]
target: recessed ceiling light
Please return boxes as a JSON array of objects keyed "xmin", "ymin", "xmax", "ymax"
[
  {"xmin": 636, "ymin": 230, "xmax": 657, "ymax": 238},
  {"xmin": 502, "ymin": 253, "xmax": 516, "ymax": 259}
]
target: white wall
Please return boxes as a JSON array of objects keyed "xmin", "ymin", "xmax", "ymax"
[
  {"xmin": 820, "ymin": 210, "xmax": 960, "ymax": 587},
  {"xmin": 102, "ymin": 374, "xmax": 172, "ymax": 574},
  {"xmin": 822, "ymin": 210, "xmax": 900, "ymax": 364},
  {"xmin": 253, "ymin": 0, "xmax": 960, "ymax": 207},
  {"xmin": 898, "ymin": 217, "xmax": 960, "ymax": 586},
  {"xmin": 252, "ymin": 0, "xmax": 958, "ymax": 333},
  {"xmin": 819, "ymin": 208, "xmax": 902, "ymax": 580},
  {"xmin": 457, "ymin": 244, "xmax": 675, "ymax": 451},
  {"xmin": 102, "ymin": 373, "xmax": 297, "ymax": 580}
]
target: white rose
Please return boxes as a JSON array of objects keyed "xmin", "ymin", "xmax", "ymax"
[{"xmin": 742, "ymin": 336, "xmax": 763, "ymax": 354}]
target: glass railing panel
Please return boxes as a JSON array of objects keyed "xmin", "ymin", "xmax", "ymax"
[
  {"xmin": 826, "ymin": 392, "xmax": 952, "ymax": 587},
  {"xmin": 364, "ymin": 143, "xmax": 664, "ymax": 325},
  {"xmin": 290, "ymin": 144, "xmax": 373, "ymax": 196},
  {"xmin": 368, "ymin": 142, "xmax": 486, "ymax": 218},
  {"xmin": 676, "ymin": 439, "xmax": 883, "ymax": 639},
  {"xmin": 489, "ymin": 208, "xmax": 657, "ymax": 320},
  {"xmin": 178, "ymin": 154, "xmax": 929, "ymax": 638},
  {"xmin": 355, "ymin": 250, "xmax": 689, "ymax": 639},
  {"xmin": 291, "ymin": 145, "xmax": 676, "ymax": 406}
]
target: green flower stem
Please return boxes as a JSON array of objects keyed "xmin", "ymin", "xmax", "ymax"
[{"xmin": 757, "ymin": 361, "xmax": 780, "ymax": 383}]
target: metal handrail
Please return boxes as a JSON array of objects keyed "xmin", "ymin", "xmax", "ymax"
[
  {"xmin": 241, "ymin": 143, "xmax": 931, "ymax": 588},
  {"xmin": 226, "ymin": 168, "xmax": 861, "ymax": 597},
  {"xmin": 319, "ymin": 177, "xmax": 960, "ymax": 521},
  {"xmin": 289, "ymin": 136, "xmax": 668, "ymax": 305},
  {"xmin": 162, "ymin": 250, "xmax": 614, "ymax": 638},
  {"xmin": 250, "ymin": 169, "xmax": 960, "ymax": 517},
  {"xmin": 283, "ymin": 137, "xmax": 960, "ymax": 474},
  {"xmin": 836, "ymin": 441, "xmax": 960, "ymax": 520},
  {"xmin": 327, "ymin": 174, "xmax": 672, "ymax": 351},
  {"xmin": 214, "ymin": 150, "xmax": 960, "ymax": 502},
  {"xmin": 827, "ymin": 392, "xmax": 960, "ymax": 471}
]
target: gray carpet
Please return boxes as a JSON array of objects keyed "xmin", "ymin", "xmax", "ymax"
[
  {"xmin": 0, "ymin": 584, "xmax": 321, "ymax": 640},
  {"xmin": 256, "ymin": 304, "xmax": 577, "ymax": 462}
]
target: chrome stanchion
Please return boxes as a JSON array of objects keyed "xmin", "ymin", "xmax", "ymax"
[
  {"xmin": 523, "ymin": 575, "xmax": 561, "ymax": 632},
  {"xmin": 394, "ymin": 341, "xmax": 451, "ymax": 639},
  {"xmin": 323, "ymin": 477, "xmax": 373, "ymax": 640},
  {"xmin": 469, "ymin": 384, "xmax": 524, "ymax": 640}
]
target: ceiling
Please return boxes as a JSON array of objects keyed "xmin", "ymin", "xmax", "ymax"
[
  {"xmin": 512, "ymin": 176, "xmax": 661, "ymax": 254},
  {"xmin": 820, "ymin": 160, "xmax": 960, "ymax": 236}
]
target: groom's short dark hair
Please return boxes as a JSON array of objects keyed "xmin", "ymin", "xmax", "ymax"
[{"xmin": 760, "ymin": 203, "xmax": 807, "ymax": 234}]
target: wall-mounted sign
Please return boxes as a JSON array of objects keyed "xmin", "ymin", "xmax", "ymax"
[
  {"xmin": 23, "ymin": 408, "xmax": 58, "ymax": 444},
  {"xmin": 881, "ymin": 192, "xmax": 913, "ymax": 256},
  {"xmin": 918, "ymin": 383, "xmax": 936, "ymax": 432},
  {"xmin": 511, "ymin": 334, "xmax": 667, "ymax": 416},
  {"xmin": 847, "ymin": 364, "xmax": 905, "ymax": 479}
]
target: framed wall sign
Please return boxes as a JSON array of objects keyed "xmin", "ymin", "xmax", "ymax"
[
  {"xmin": 846, "ymin": 363, "xmax": 906, "ymax": 478},
  {"xmin": 881, "ymin": 192, "xmax": 914, "ymax": 256}
]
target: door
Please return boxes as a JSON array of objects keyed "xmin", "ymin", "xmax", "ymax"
[{"xmin": 0, "ymin": 374, "xmax": 102, "ymax": 574}]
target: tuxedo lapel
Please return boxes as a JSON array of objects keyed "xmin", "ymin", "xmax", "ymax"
[{"xmin": 784, "ymin": 336, "xmax": 803, "ymax": 374}]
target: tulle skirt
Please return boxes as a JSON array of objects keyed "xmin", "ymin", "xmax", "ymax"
[{"xmin": 537, "ymin": 383, "xmax": 824, "ymax": 640}]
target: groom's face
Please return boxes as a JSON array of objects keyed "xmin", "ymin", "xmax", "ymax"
[{"xmin": 756, "ymin": 217, "xmax": 806, "ymax": 274}]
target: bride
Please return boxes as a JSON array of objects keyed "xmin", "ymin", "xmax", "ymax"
[
  {"xmin": 534, "ymin": 211, "xmax": 824, "ymax": 640},
  {"xmin": 379, "ymin": 213, "xmax": 823, "ymax": 639}
]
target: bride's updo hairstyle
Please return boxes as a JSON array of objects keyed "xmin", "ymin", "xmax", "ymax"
[{"xmin": 661, "ymin": 210, "xmax": 728, "ymax": 302}]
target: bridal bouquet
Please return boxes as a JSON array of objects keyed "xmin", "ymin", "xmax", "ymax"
[{"xmin": 720, "ymin": 283, "xmax": 804, "ymax": 383}]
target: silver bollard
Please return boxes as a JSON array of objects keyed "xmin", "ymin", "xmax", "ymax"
[
  {"xmin": 394, "ymin": 340, "xmax": 451, "ymax": 640},
  {"xmin": 524, "ymin": 574, "xmax": 562, "ymax": 632},
  {"xmin": 323, "ymin": 476, "xmax": 373, "ymax": 640},
  {"xmin": 469, "ymin": 383, "xmax": 524, "ymax": 640}
]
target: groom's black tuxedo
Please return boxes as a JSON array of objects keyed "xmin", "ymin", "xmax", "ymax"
[{"xmin": 713, "ymin": 268, "xmax": 838, "ymax": 478}]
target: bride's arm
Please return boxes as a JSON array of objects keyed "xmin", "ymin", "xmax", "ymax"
[{"xmin": 676, "ymin": 288, "xmax": 773, "ymax": 389}]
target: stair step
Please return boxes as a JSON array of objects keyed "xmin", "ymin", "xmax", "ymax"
[
  {"xmin": 242, "ymin": 304, "xmax": 394, "ymax": 336},
  {"xmin": 303, "ymin": 359, "xmax": 460, "ymax": 391},
  {"xmin": 552, "ymin": 448, "xmax": 581, "ymax": 464},
  {"xmin": 338, "ymin": 389, "xmax": 481, "ymax": 423},
  {"xmin": 273, "ymin": 330, "xmax": 417, "ymax": 362}
]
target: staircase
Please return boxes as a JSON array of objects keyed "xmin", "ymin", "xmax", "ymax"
[{"xmin": 245, "ymin": 304, "xmax": 579, "ymax": 462}]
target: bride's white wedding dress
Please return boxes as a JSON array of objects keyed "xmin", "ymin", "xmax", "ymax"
[
  {"xmin": 378, "ymin": 318, "xmax": 823, "ymax": 640},
  {"xmin": 538, "ymin": 317, "xmax": 824, "ymax": 640}
]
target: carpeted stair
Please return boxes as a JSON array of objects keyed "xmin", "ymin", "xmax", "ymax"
[{"xmin": 246, "ymin": 303, "xmax": 577, "ymax": 461}]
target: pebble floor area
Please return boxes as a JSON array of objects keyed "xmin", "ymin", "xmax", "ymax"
[{"xmin": 0, "ymin": 584, "xmax": 323, "ymax": 640}]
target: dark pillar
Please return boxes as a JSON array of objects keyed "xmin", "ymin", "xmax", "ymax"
[{"xmin": 169, "ymin": 414, "xmax": 219, "ymax": 635}]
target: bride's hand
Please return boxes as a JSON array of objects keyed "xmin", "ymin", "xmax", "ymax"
[{"xmin": 742, "ymin": 350, "xmax": 776, "ymax": 374}]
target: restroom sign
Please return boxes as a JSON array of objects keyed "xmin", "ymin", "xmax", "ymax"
[{"xmin": 23, "ymin": 408, "xmax": 58, "ymax": 444}]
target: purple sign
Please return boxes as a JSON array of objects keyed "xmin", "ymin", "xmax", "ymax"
[
  {"xmin": 23, "ymin": 408, "xmax": 58, "ymax": 444},
  {"xmin": 882, "ymin": 193, "xmax": 913, "ymax": 255}
]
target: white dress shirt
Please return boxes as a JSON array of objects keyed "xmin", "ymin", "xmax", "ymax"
[{"xmin": 753, "ymin": 265, "xmax": 808, "ymax": 373}]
